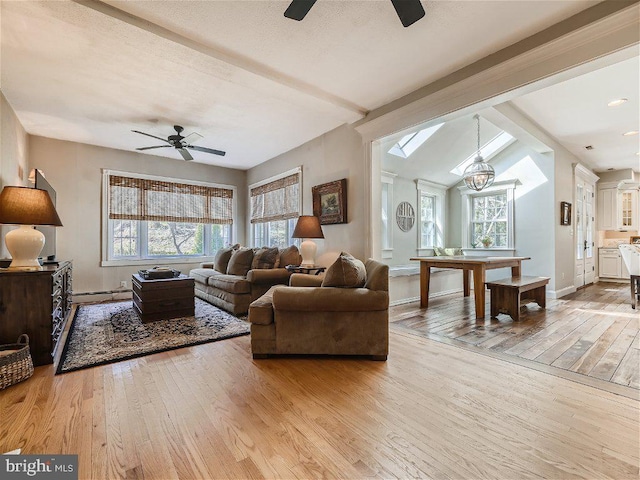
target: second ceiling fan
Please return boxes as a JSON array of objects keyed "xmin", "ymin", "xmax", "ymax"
[{"xmin": 284, "ymin": 0, "xmax": 426, "ymax": 28}]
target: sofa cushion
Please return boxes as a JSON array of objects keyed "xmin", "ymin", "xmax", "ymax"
[
  {"xmin": 433, "ymin": 247, "xmax": 463, "ymax": 256},
  {"xmin": 189, "ymin": 268, "xmax": 222, "ymax": 285},
  {"xmin": 214, "ymin": 246, "xmax": 236, "ymax": 273},
  {"xmin": 322, "ymin": 252, "xmax": 366, "ymax": 288},
  {"xmin": 278, "ymin": 245, "xmax": 302, "ymax": 267},
  {"xmin": 251, "ymin": 247, "xmax": 279, "ymax": 270},
  {"xmin": 227, "ymin": 247, "xmax": 254, "ymax": 276},
  {"xmin": 207, "ymin": 274, "xmax": 251, "ymax": 294}
]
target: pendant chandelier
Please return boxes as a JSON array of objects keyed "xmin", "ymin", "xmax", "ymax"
[{"xmin": 463, "ymin": 115, "xmax": 495, "ymax": 191}]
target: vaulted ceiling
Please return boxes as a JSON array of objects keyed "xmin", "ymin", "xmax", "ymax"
[{"xmin": 0, "ymin": 0, "xmax": 598, "ymax": 169}]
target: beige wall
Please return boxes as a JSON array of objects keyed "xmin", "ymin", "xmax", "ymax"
[
  {"xmin": 28, "ymin": 136, "xmax": 246, "ymax": 294},
  {"xmin": 246, "ymin": 124, "xmax": 366, "ymax": 266},
  {"xmin": 0, "ymin": 92, "xmax": 29, "ymax": 257}
]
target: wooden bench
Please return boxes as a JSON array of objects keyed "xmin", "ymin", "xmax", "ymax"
[{"xmin": 485, "ymin": 276, "xmax": 549, "ymax": 321}]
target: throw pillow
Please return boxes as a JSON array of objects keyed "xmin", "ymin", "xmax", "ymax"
[
  {"xmin": 251, "ymin": 247, "xmax": 279, "ymax": 269},
  {"xmin": 321, "ymin": 252, "xmax": 366, "ymax": 288},
  {"xmin": 213, "ymin": 245, "xmax": 236, "ymax": 273},
  {"xmin": 433, "ymin": 247, "xmax": 463, "ymax": 256},
  {"xmin": 226, "ymin": 247, "xmax": 255, "ymax": 276},
  {"xmin": 278, "ymin": 245, "xmax": 302, "ymax": 267}
]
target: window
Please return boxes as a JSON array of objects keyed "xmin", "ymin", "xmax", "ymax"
[
  {"xmin": 381, "ymin": 172, "xmax": 395, "ymax": 258},
  {"xmin": 459, "ymin": 181, "xmax": 516, "ymax": 250},
  {"xmin": 471, "ymin": 193, "xmax": 508, "ymax": 247},
  {"xmin": 250, "ymin": 167, "xmax": 301, "ymax": 248},
  {"xmin": 450, "ymin": 131, "xmax": 514, "ymax": 176},
  {"xmin": 102, "ymin": 171, "xmax": 235, "ymax": 265},
  {"xmin": 416, "ymin": 179, "xmax": 445, "ymax": 252},
  {"xmin": 388, "ymin": 123, "xmax": 444, "ymax": 158},
  {"xmin": 420, "ymin": 194, "xmax": 435, "ymax": 247}
]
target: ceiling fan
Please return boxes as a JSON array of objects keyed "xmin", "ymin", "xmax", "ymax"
[
  {"xmin": 132, "ymin": 125, "xmax": 226, "ymax": 161},
  {"xmin": 284, "ymin": 0, "xmax": 425, "ymax": 27}
]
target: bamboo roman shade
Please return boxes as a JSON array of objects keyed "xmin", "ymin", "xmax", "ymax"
[
  {"xmin": 250, "ymin": 172, "xmax": 300, "ymax": 224},
  {"xmin": 109, "ymin": 175, "xmax": 233, "ymax": 224}
]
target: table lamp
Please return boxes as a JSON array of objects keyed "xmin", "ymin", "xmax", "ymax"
[
  {"xmin": 291, "ymin": 215, "xmax": 324, "ymax": 267},
  {"xmin": 0, "ymin": 186, "xmax": 63, "ymax": 270}
]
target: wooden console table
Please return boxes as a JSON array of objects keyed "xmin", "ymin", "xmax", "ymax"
[
  {"xmin": 0, "ymin": 261, "xmax": 73, "ymax": 366},
  {"xmin": 409, "ymin": 256, "xmax": 530, "ymax": 319}
]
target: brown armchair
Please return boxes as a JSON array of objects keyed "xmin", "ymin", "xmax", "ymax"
[{"xmin": 249, "ymin": 259, "xmax": 389, "ymax": 360}]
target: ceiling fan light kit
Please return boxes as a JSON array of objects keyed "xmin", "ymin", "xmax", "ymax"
[
  {"xmin": 132, "ymin": 125, "xmax": 226, "ymax": 161},
  {"xmin": 284, "ymin": 0, "xmax": 425, "ymax": 27}
]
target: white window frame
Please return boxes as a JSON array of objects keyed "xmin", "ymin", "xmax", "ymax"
[
  {"xmin": 248, "ymin": 166, "xmax": 302, "ymax": 248},
  {"xmin": 101, "ymin": 169, "xmax": 237, "ymax": 266},
  {"xmin": 416, "ymin": 179, "xmax": 446, "ymax": 255},
  {"xmin": 459, "ymin": 180, "xmax": 516, "ymax": 251},
  {"xmin": 381, "ymin": 171, "xmax": 396, "ymax": 259}
]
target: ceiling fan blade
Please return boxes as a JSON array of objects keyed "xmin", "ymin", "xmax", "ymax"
[
  {"xmin": 187, "ymin": 145, "xmax": 226, "ymax": 157},
  {"xmin": 132, "ymin": 130, "xmax": 171, "ymax": 143},
  {"xmin": 178, "ymin": 148, "xmax": 194, "ymax": 161},
  {"xmin": 136, "ymin": 145, "xmax": 172, "ymax": 151},
  {"xmin": 390, "ymin": 0, "xmax": 425, "ymax": 27},
  {"xmin": 182, "ymin": 132, "xmax": 204, "ymax": 145},
  {"xmin": 284, "ymin": 0, "xmax": 317, "ymax": 21}
]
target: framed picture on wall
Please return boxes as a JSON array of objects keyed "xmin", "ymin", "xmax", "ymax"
[
  {"xmin": 560, "ymin": 201, "xmax": 571, "ymax": 226},
  {"xmin": 312, "ymin": 179, "xmax": 347, "ymax": 225}
]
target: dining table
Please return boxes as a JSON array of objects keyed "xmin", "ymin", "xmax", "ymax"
[{"xmin": 409, "ymin": 255, "xmax": 531, "ymax": 319}]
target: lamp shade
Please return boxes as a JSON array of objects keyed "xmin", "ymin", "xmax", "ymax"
[
  {"xmin": 291, "ymin": 215, "xmax": 324, "ymax": 239},
  {"xmin": 0, "ymin": 186, "xmax": 62, "ymax": 226}
]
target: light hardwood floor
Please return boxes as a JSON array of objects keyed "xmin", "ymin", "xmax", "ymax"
[
  {"xmin": 391, "ymin": 281, "xmax": 640, "ymax": 391},
  {"xmin": 1, "ymin": 311, "xmax": 639, "ymax": 479}
]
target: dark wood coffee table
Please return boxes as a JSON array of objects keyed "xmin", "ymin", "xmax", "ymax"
[{"xmin": 131, "ymin": 274, "xmax": 195, "ymax": 323}]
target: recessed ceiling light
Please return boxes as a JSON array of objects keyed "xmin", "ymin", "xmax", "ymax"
[
  {"xmin": 622, "ymin": 130, "xmax": 638, "ymax": 136},
  {"xmin": 608, "ymin": 98, "xmax": 628, "ymax": 107}
]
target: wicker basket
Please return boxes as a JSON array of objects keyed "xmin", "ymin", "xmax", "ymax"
[{"xmin": 0, "ymin": 334, "xmax": 34, "ymax": 390}]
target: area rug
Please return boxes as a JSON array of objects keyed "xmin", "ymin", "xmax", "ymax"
[{"xmin": 56, "ymin": 298, "xmax": 249, "ymax": 374}]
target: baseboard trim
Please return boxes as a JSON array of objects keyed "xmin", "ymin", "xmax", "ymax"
[
  {"xmin": 73, "ymin": 290, "xmax": 132, "ymax": 303},
  {"xmin": 548, "ymin": 285, "xmax": 577, "ymax": 299}
]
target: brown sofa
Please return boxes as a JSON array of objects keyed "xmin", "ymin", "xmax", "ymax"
[
  {"xmin": 249, "ymin": 258, "xmax": 389, "ymax": 360},
  {"xmin": 189, "ymin": 246, "xmax": 302, "ymax": 315}
]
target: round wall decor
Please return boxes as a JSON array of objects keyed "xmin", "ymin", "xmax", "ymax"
[{"xmin": 396, "ymin": 201, "xmax": 415, "ymax": 232}]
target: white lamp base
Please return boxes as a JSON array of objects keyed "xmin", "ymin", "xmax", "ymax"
[
  {"xmin": 5, "ymin": 225, "xmax": 44, "ymax": 270},
  {"xmin": 299, "ymin": 239, "xmax": 317, "ymax": 268}
]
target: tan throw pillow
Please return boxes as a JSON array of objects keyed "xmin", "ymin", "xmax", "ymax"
[
  {"xmin": 251, "ymin": 247, "xmax": 279, "ymax": 269},
  {"xmin": 278, "ymin": 245, "xmax": 302, "ymax": 267},
  {"xmin": 321, "ymin": 252, "xmax": 366, "ymax": 288},
  {"xmin": 214, "ymin": 246, "xmax": 235, "ymax": 273},
  {"xmin": 226, "ymin": 247, "xmax": 255, "ymax": 276}
]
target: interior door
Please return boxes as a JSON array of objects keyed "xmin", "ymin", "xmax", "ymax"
[{"xmin": 575, "ymin": 178, "xmax": 595, "ymax": 288}]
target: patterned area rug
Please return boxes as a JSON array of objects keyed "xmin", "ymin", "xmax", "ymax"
[{"xmin": 57, "ymin": 298, "xmax": 249, "ymax": 374}]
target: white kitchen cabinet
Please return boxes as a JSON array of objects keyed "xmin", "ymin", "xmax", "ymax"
[
  {"xmin": 618, "ymin": 189, "xmax": 638, "ymax": 231},
  {"xmin": 597, "ymin": 184, "xmax": 639, "ymax": 231},
  {"xmin": 597, "ymin": 188, "xmax": 617, "ymax": 230},
  {"xmin": 598, "ymin": 248, "xmax": 629, "ymax": 280}
]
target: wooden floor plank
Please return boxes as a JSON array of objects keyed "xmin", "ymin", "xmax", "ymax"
[{"xmin": 391, "ymin": 282, "xmax": 639, "ymax": 391}]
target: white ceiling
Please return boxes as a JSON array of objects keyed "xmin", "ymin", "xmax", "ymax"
[
  {"xmin": 0, "ymin": 0, "xmax": 597, "ymax": 170},
  {"xmin": 381, "ymin": 54, "xmax": 640, "ymax": 184},
  {"xmin": 512, "ymin": 55, "xmax": 640, "ymax": 172}
]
